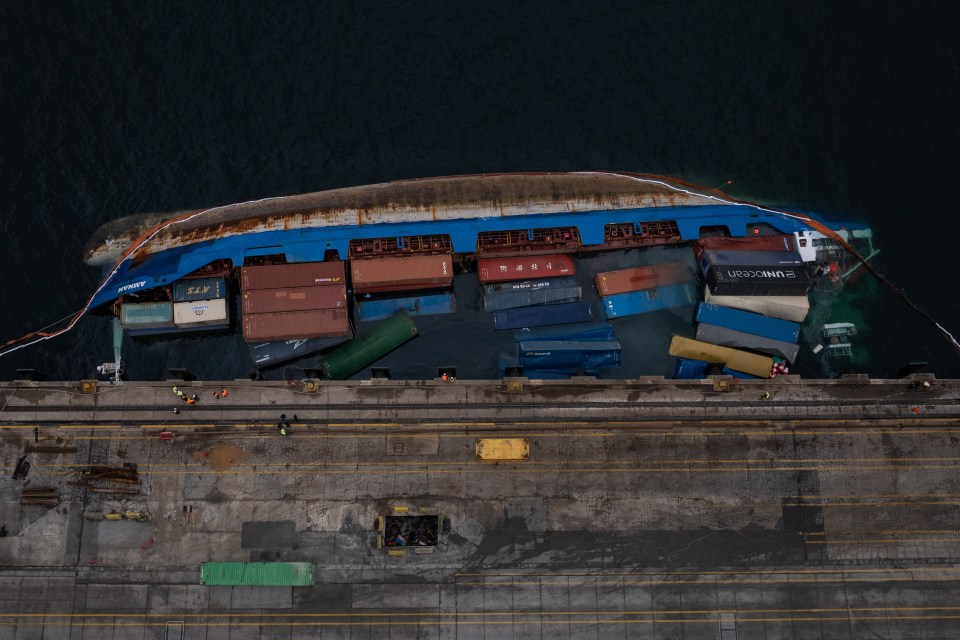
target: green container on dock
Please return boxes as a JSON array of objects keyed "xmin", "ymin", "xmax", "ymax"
[
  {"xmin": 200, "ymin": 562, "xmax": 314, "ymax": 586},
  {"xmin": 320, "ymin": 311, "xmax": 418, "ymax": 380}
]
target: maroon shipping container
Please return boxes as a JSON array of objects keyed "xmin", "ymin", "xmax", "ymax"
[
  {"xmin": 477, "ymin": 255, "xmax": 575, "ymax": 284},
  {"xmin": 350, "ymin": 254, "xmax": 454, "ymax": 293},
  {"xmin": 242, "ymin": 308, "xmax": 352, "ymax": 342},
  {"xmin": 242, "ymin": 286, "xmax": 347, "ymax": 314},
  {"xmin": 594, "ymin": 262, "xmax": 691, "ymax": 297},
  {"xmin": 240, "ymin": 262, "xmax": 346, "ymax": 291},
  {"xmin": 693, "ymin": 235, "xmax": 795, "ymax": 260}
]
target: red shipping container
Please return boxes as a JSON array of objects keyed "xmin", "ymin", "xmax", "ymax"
[
  {"xmin": 594, "ymin": 262, "xmax": 691, "ymax": 297},
  {"xmin": 240, "ymin": 261, "xmax": 346, "ymax": 291},
  {"xmin": 477, "ymin": 255, "xmax": 575, "ymax": 284},
  {"xmin": 242, "ymin": 308, "xmax": 351, "ymax": 341},
  {"xmin": 693, "ymin": 235, "xmax": 795, "ymax": 260},
  {"xmin": 350, "ymin": 254, "xmax": 454, "ymax": 293},
  {"xmin": 242, "ymin": 286, "xmax": 347, "ymax": 314}
]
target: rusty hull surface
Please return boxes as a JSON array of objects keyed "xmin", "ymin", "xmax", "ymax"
[{"xmin": 84, "ymin": 172, "xmax": 720, "ymax": 265}]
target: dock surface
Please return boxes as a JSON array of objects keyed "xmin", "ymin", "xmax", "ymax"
[{"xmin": 2, "ymin": 375, "xmax": 959, "ymax": 639}]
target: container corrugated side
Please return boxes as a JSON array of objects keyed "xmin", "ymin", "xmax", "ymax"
[
  {"xmin": 695, "ymin": 323, "xmax": 800, "ymax": 363},
  {"xmin": 172, "ymin": 277, "xmax": 227, "ymax": 302},
  {"xmin": 699, "ymin": 249, "xmax": 805, "ymax": 270},
  {"xmin": 518, "ymin": 339, "xmax": 622, "ymax": 370},
  {"xmin": 350, "ymin": 255, "xmax": 453, "ymax": 293},
  {"xmin": 704, "ymin": 286, "xmax": 810, "ymax": 323},
  {"xmin": 173, "ymin": 299, "xmax": 230, "ymax": 328},
  {"xmin": 483, "ymin": 284, "xmax": 582, "ymax": 311},
  {"xmin": 706, "ymin": 265, "xmax": 812, "ymax": 297},
  {"xmin": 355, "ymin": 293, "xmax": 456, "ymax": 322},
  {"xmin": 514, "ymin": 323, "xmax": 616, "ymax": 344},
  {"xmin": 120, "ymin": 302, "xmax": 174, "ymax": 328},
  {"xmin": 694, "ymin": 235, "xmax": 796, "ymax": 259},
  {"xmin": 600, "ymin": 282, "xmax": 695, "ymax": 319},
  {"xmin": 240, "ymin": 262, "xmax": 346, "ymax": 291},
  {"xmin": 478, "ymin": 255, "xmax": 575, "ymax": 284},
  {"xmin": 493, "ymin": 302, "xmax": 593, "ymax": 330},
  {"xmin": 673, "ymin": 358, "xmax": 759, "ymax": 380},
  {"xmin": 594, "ymin": 262, "xmax": 690, "ymax": 296},
  {"xmin": 200, "ymin": 562, "xmax": 314, "ymax": 586},
  {"xmin": 242, "ymin": 308, "xmax": 351, "ymax": 342},
  {"xmin": 695, "ymin": 302, "xmax": 800, "ymax": 343},
  {"xmin": 250, "ymin": 336, "xmax": 352, "ymax": 368},
  {"xmin": 319, "ymin": 311, "xmax": 418, "ymax": 380},
  {"xmin": 483, "ymin": 277, "xmax": 579, "ymax": 296},
  {"xmin": 242, "ymin": 286, "xmax": 347, "ymax": 314},
  {"xmin": 668, "ymin": 335, "xmax": 773, "ymax": 378}
]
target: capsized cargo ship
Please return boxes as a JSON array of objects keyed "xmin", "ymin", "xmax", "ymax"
[{"xmin": 72, "ymin": 171, "xmax": 877, "ymax": 377}]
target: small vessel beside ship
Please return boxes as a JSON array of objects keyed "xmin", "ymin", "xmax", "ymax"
[{"xmin": 78, "ymin": 171, "xmax": 876, "ymax": 380}]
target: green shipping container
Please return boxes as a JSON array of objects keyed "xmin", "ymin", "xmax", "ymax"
[
  {"xmin": 320, "ymin": 311, "xmax": 418, "ymax": 380},
  {"xmin": 200, "ymin": 562, "xmax": 314, "ymax": 586}
]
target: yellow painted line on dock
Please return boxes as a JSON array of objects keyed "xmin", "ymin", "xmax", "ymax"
[{"xmin": 456, "ymin": 566, "xmax": 956, "ymax": 577}]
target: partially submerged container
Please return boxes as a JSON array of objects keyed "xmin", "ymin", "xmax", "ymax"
[
  {"xmin": 173, "ymin": 298, "xmax": 230, "ymax": 331},
  {"xmin": 704, "ymin": 286, "xmax": 810, "ymax": 323},
  {"xmin": 694, "ymin": 235, "xmax": 796, "ymax": 259},
  {"xmin": 240, "ymin": 261, "xmax": 346, "ymax": 290},
  {"xmin": 518, "ymin": 339, "xmax": 622, "ymax": 370},
  {"xmin": 493, "ymin": 302, "xmax": 593, "ymax": 330},
  {"xmin": 350, "ymin": 254, "xmax": 454, "ymax": 293},
  {"xmin": 172, "ymin": 277, "xmax": 227, "ymax": 303},
  {"xmin": 594, "ymin": 261, "xmax": 690, "ymax": 297},
  {"xmin": 673, "ymin": 357, "xmax": 759, "ymax": 380},
  {"xmin": 600, "ymin": 282, "xmax": 696, "ymax": 319},
  {"xmin": 242, "ymin": 308, "xmax": 351, "ymax": 341},
  {"xmin": 356, "ymin": 293, "xmax": 456, "ymax": 322},
  {"xmin": 695, "ymin": 322, "xmax": 800, "ymax": 363},
  {"xmin": 120, "ymin": 301, "xmax": 176, "ymax": 335},
  {"xmin": 319, "ymin": 311, "xmax": 419, "ymax": 380},
  {"xmin": 515, "ymin": 323, "xmax": 617, "ymax": 344},
  {"xmin": 483, "ymin": 276, "xmax": 582, "ymax": 311},
  {"xmin": 242, "ymin": 286, "xmax": 347, "ymax": 314},
  {"xmin": 477, "ymin": 254, "xmax": 575, "ymax": 284},
  {"xmin": 249, "ymin": 336, "xmax": 353, "ymax": 368},
  {"xmin": 699, "ymin": 249, "xmax": 805, "ymax": 270},
  {"xmin": 695, "ymin": 302, "xmax": 800, "ymax": 343},
  {"xmin": 200, "ymin": 562, "xmax": 314, "ymax": 586},
  {"xmin": 705, "ymin": 265, "xmax": 813, "ymax": 296},
  {"xmin": 668, "ymin": 335, "xmax": 773, "ymax": 378}
]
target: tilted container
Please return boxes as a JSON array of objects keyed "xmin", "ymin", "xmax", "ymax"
[
  {"xmin": 705, "ymin": 265, "xmax": 812, "ymax": 296},
  {"xmin": 600, "ymin": 282, "xmax": 695, "ymax": 319},
  {"xmin": 693, "ymin": 235, "xmax": 796, "ymax": 259},
  {"xmin": 249, "ymin": 336, "xmax": 353, "ymax": 368},
  {"xmin": 242, "ymin": 286, "xmax": 347, "ymax": 314},
  {"xmin": 594, "ymin": 261, "xmax": 690, "ymax": 296},
  {"xmin": 493, "ymin": 302, "xmax": 593, "ymax": 330},
  {"xmin": 477, "ymin": 254, "xmax": 575, "ymax": 284},
  {"xmin": 242, "ymin": 308, "xmax": 351, "ymax": 342},
  {"xmin": 704, "ymin": 286, "xmax": 810, "ymax": 323},
  {"xmin": 172, "ymin": 277, "xmax": 227, "ymax": 303},
  {"xmin": 695, "ymin": 302, "xmax": 800, "ymax": 343},
  {"xmin": 355, "ymin": 293, "xmax": 456, "ymax": 322},
  {"xmin": 240, "ymin": 261, "xmax": 346, "ymax": 291},
  {"xmin": 319, "ymin": 311, "xmax": 419, "ymax": 380},
  {"xmin": 668, "ymin": 335, "xmax": 773, "ymax": 378},
  {"xmin": 695, "ymin": 322, "xmax": 800, "ymax": 363},
  {"xmin": 120, "ymin": 301, "xmax": 174, "ymax": 331},
  {"xmin": 173, "ymin": 298, "xmax": 230, "ymax": 329},
  {"xmin": 518, "ymin": 339, "xmax": 622, "ymax": 370}
]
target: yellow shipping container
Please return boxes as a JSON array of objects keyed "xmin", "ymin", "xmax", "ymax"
[{"xmin": 668, "ymin": 335, "xmax": 773, "ymax": 378}]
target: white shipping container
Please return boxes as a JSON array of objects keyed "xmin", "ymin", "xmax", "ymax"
[
  {"xmin": 174, "ymin": 298, "xmax": 229, "ymax": 327},
  {"xmin": 704, "ymin": 286, "xmax": 810, "ymax": 323}
]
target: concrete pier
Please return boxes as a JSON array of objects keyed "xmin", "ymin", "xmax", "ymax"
[{"xmin": 2, "ymin": 375, "xmax": 960, "ymax": 639}]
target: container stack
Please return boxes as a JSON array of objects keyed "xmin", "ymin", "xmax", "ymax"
[
  {"xmin": 121, "ymin": 276, "xmax": 229, "ymax": 337},
  {"xmin": 240, "ymin": 262, "xmax": 352, "ymax": 360},
  {"xmin": 595, "ymin": 261, "xmax": 694, "ymax": 320},
  {"xmin": 501, "ymin": 323, "xmax": 622, "ymax": 378},
  {"xmin": 352, "ymin": 254, "xmax": 457, "ymax": 322},
  {"xmin": 694, "ymin": 303, "xmax": 801, "ymax": 362},
  {"xmin": 478, "ymin": 255, "xmax": 592, "ymax": 329}
]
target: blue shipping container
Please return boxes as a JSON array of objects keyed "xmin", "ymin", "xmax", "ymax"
[
  {"xmin": 695, "ymin": 302, "xmax": 800, "ymax": 343},
  {"xmin": 514, "ymin": 323, "xmax": 617, "ymax": 344},
  {"xmin": 250, "ymin": 335, "xmax": 353, "ymax": 368},
  {"xmin": 483, "ymin": 282, "xmax": 582, "ymax": 311},
  {"xmin": 172, "ymin": 277, "xmax": 228, "ymax": 303},
  {"xmin": 695, "ymin": 323, "xmax": 800, "ymax": 363},
  {"xmin": 600, "ymin": 282, "xmax": 695, "ymax": 319},
  {"xmin": 672, "ymin": 358, "xmax": 759, "ymax": 380},
  {"xmin": 518, "ymin": 339, "xmax": 622, "ymax": 370},
  {"xmin": 356, "ymin": 293, "xmax": 456, "ymax": 322},
  {"xmin": 493, "ymin": 302, "xmax": 593, "ymax": 330}
]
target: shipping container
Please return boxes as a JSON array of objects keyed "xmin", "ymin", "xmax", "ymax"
[
  {"xmin": 173, "ymin": 298, "xmax": 230, "ymax": 329},
  {"xmin": 704, "ymin": 286, "xmax": 810, "ymax": 323},
  {"xmin": 699, "ymin": 249, "xmax": 805, "ymax": 271},
  {"xmin": 242, "ymin": 286, "xmax": 347, "ymax": 314},
  {"xmin": 200, "ymin": 562, "xmax": 314, "ymax": 586},
  {"xmin": 497, "ymin": 357, "xmax": 594, "ymax": 380},
  {"xmin": 706, "ymin": 264, "xmax": 813, "ymax": 296},
  {"xmin": 240, "ymin": 261, "xmax": 346, "ymax": 291},
  {"xmin": 172, "ymin": 277, "xmax": 227, "ymax": 303},
  {"xmin": 600, "ymin": 282, "xmax": 695, "ymax": 319},
  {"xmin": 668, "ymin": 335, "xmax": 774, "ymax": 378},
  {"xmin": 518, "ymin": 339, "xmax": 622, "ymax": 370},
  {"xmin": 693, "ymin": 235, "xmax": 796, "ymax": 260},
  {"xmin": 350, "ymin": 254, "xmax": 453, "ymax": 293},
  {"xmin": 120, "ymin": 302, "xmax": 174, "ymax": 329},
  {"xmin": 695, "ymin": 323, "xmax": 800, "ymax": 363},
  {"xmin": 483, "ymin": 276, "xmax": 580, "ymax": 296},
  {"xmin": 484, "ymin": 292, "xmax": 581, "ymax": 312},
  {"xmin": 493, "ymin": 302, "xmax": 593, "ymax": 330},
  {"xmin": 594, "ymin": 261, "xmax": 690, "ymax": 297},
  {"xmin": 695, "ymin": 302, "xmax": 800, "ymax": 344},
  {"xmin": 249, "ymin": 336, "xmax": 353, "ymax": 368},
  {"xmin": 514, "ymin": 323, "xmax": 617, "ymax": 344},
  {"xmin": 673, "ymin": 358, "xmax": 759, "ymax": 380},
  {"xmin": 242, "ymin": 308, "xmax": 351, "ymax": 342},
  {"xmin": 356, "ymin": 293, "xmax": 456, "ymax": 322},
  {"xmin": 319, "ymin": 311, "xmax": 419, "ymax": 380},
  {"xmin": 477, "ymin": 254, "xmax": 575, "ymax": 284}
]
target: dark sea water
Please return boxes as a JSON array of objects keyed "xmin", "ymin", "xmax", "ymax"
[{"xmin": 1, "ymin": 1, "xmax": 959, "ymax": 381}]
